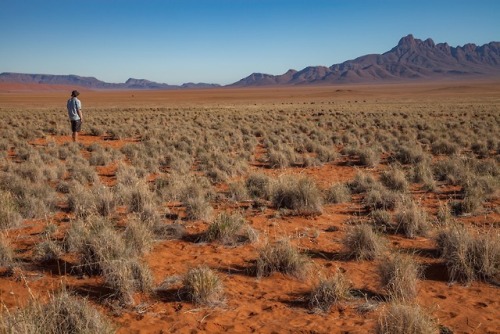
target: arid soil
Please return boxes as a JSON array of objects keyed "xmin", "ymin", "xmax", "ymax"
[{"xmin": 0, "ymin": 80, "xmax": 499, "ymax": 333}]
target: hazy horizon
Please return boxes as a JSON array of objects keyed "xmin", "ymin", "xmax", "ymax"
[{"xmin": 1, "ymin": 0, "xmax": 499, "ymax": 85}]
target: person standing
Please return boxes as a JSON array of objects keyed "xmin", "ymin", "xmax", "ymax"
[{"xmin": 67, "ymin": 90, "xmax": 82, "ymax": 142}]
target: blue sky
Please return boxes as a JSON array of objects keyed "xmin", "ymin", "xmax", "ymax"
[{"xmin": 1, "ymin": 0, "xmax": 499, "ymax": 85}]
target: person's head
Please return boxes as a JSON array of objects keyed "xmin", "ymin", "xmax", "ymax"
[{"xmin": 71, "ymin": 90, "xmax": 80, "ymax": 97}]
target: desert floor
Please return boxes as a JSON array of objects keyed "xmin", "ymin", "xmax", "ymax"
[{"xmin": 0, "ymin": 80, "xmax": 499, "ymax": 333}]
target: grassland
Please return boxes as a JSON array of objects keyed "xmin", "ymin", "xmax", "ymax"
[{"xmin": 0, "ymin": 81, "xmax": 499, "ymax": 333}]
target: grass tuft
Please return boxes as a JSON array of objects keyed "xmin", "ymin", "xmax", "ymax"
[
  {"xmin": 377, "ymin": 302, "xmax": 438, "ymax": 334},
  {"xmin": 271, "ymin": 176, "xmax": 323, "ymax": 216},
  {"xmin": 308, "ymin": 270, "xmax": 351, "ymax": 312},
  {"xmin": 256, "ymin": 239, "xmax": 310, "ymax": 279},
  {"xmin": 182, "ymin": 266, "xmax": 224, "ymax": 306},
  {"xmin": 378, "ymin": 253, "xmax": 421, "ymax": 301},
  {"xmin": 342, "ymin": 224, "xmax": 387, "ymax": 260}
]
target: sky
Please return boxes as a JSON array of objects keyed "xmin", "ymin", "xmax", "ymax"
[{"xmin": 1, "ymin": 0, "xmax": 499, "ymax": 86}]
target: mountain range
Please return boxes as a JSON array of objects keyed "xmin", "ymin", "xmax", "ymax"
[{"xmin": 1, "ymin": 34, "xmax": 499, "ymax": 89}]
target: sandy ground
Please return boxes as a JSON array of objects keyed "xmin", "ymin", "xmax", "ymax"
[{"xmin": 0, "ymin": 80, "xmax": 499, "ymax": 333}]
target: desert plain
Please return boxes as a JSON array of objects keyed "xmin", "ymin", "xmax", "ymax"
[{"xmin": 0, "ymin": 80, "xmax": 499, "ymax": 333}]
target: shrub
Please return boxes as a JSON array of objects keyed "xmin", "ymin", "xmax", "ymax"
[
  {"xmin": 342, "ymin": 224, "xmax": 387, "ymax": 260},
  {"xmin": 0, "ymin": 290, "xmax": 115, "ymax": 334},
  {"xmin": 378, "ymin": 253, "xmax": 421, "ymax": 301},
  {"xmin": 182, "ymin": 266, "xmax": 224, "ymax": 306},
  {"xmin": 256, "ymin": 239, "xmax": 310, "ymax": 279},
  {"xmin": 324, "ymin": 183, "xmax": 351, "ymax": 204},
  {"xmin": 394, "ymin": 200, "xmax": 429, "ymax": 238},
  {"xmin": 271, "ymin": 176, "xmax": 323, "ymax": 215},
  {"xmin": 377, "ymin": 302, "xmax": 438, "ymax": 334},
  {"xmin": 204, "ymin": 212, "xmax": 257, "ymax": 245},
  {"xmin": 308, "ymin": 270, "xmax": 351, "ymax": 312}
]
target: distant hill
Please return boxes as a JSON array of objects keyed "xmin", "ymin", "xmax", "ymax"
[
  {"xmin": 2, "ymin": 35, "xmax": 499, "ymax": 90},
  {"xmin": 0, "ymin": 73, "xmax": 220, "ymax": 90},
  {"xmin": 230, "ymin": 34, "xmax": 500, "ymax": 86}
]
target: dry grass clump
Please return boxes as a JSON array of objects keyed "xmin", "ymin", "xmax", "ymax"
[
  {"xmin": 357, "ymin": 147, "xmax": 381, "ymax": 167},
  {"xmin": 324, "ymin": 183, "xmax": 352, "ymax": 204},
  {"xmin": 178, "ymin": 180, "xmax": 214, "ymax": 221},
  {"xmin": 123, "ymin": 218, "xmax": 155, "ymax": 256},
  {"xmin": 245, "ymin": 173, "xmax": 272, "ymax": 200},
  {"xmin": 67, "ymin": 159, "xmax": 99, "ymax": 184},
  {"xmin": 65, "ymin": 217, "xmax": 154, "ymax": 303},
  {"xmin": 308, "ymin": 270, "xmax": 352, "ymax": 313},
  {"xmin": 128, "ymin": 180, "xmax": 156, "ymax": 214},
  {"xmin": 204, "ymin": 212, "xmax": 257, "ymax": 245},
  {"xmin": 342, "ymin": 224, "xmax": 387, "ymax": 260},
  {"xmin": 393, "ymin": 144, "xmax": 425, "ymax": 165},
  {"xmin": 380, "ymin": 165, "xmax": 409, "ymax": 193},
  {"xmin": 0, "ymin": 173, "xmax": 56, "ymax": 219},
  {"xmin": 0, "ymin": 190, "xmax": 22, "ymax": 229},
  {"xmin": 436, "ymin": 224, "xmax": 499, "ymax": 283},
  {"xmin": 184, "ymin": 193, "xmax": 213, "ymax": 221},
  {"xmin": 378, "ymin": 253, "xmax": 421, "ymax": 302},
  {"xmin": 271, "ymin": 176, "xmax": 323, "ymax": 215},
  {"xmin": 409, "ymin": 160, "xmax": 436, "ymax": 191},
  {"xmin": 267, "ymin": 148, "xmax": 291, "ymax": 168},
  {"xmin": 182, "ymin": 266, "xmax": 224, "ymax": 306},
  {"xmin": 0, "ymin": 290, "xmax": 115, "ymax": 334},
  {"xmin": 101, "ymin": 257, "xmax": 154, "ymax": 304},
  {"xmin": 370, "ymin": 210, "xmax": 392, "ymax": 232},
  {"xmin": 67, "ymin": 183, "xmax": 95, "ymax": 219},
  {"xmin": 0, "ymin": 233, "xmax": 14, "ymax": 268},
  {"xmin": 436, "ymin": 202, "xmax": 453, "ymax": 225},
  {"xmin": 67, "ymin": 182, "xmax": 115, "ymax": 219},
  {"xmin": 394, "ymin": 200, "xmax": 429, "ymax": 238},
  {"xmin": 92, "ymin": 184, "xmax": 116, "ymax": 217},
  {"xmin": 431, "ymin": 139, "xmax": 458, "ymax": 155},
  {"xmin": 364, "ymin": 186, "xmax": 399, "ymax": 211},
  {"xmin": 256, "ymin": 239, "xmax": 310, "ymax": 279},
  {"xmin": 431, "ymin": 156, "xmax": 468, "ymax": 186},
  {"xmin": 33, "ymin": 238, "xmax": 64, "ymax": 263},
  {"xmin": 377, "ymin": 302, "xmax": 438, "ymax": 334},
  {"xmin": 348, "ymin": 171, "xmax": 377, "ymax": 194},
  {"xmin": 450, "ymin": 184, "xmax": 485, "ymax": 215},
  {"xmin": 227, "ymin": 181, "xmax": 250, "ymax": 202}
]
